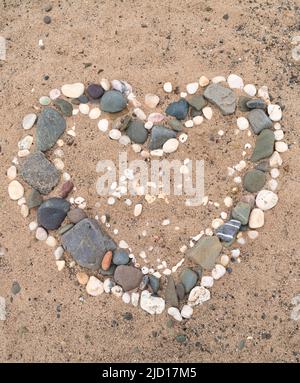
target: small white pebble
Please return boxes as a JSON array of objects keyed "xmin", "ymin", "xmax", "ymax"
[
  {"xmin": 89, "ymin": 107, "xmax": 101, "ymax": 120},
  {"xmin": 193, "ymin": 115, "xmax": 203, "ymax": 125},
  {"xmin": 79, "ymin": 103, "xmax": 89, "ymax": 115},
  {"xmin": 163, "ymin": 82, "xmax": 172, "ymax": 93},
  {"xmin": 29, "ymin": 221, "xmax": 38, "ymax": 231},
  {"xmin": 201, "ymin": 276, "xmax": 214, "ymax": 288},
  {"xmin": 186, "ymin": 82, "xmax": 199, "ymax": 94},
  {"xmin": 107, "ymin": 196, "xmax": 115, "ymax": 205},
  {"xmin": 109, "ymin": 129, "xmax": 122, "ymax": 140},
  {"xmin": 237, "ymin": 117, "xmax": 249, "ymax": 130},
  {"xmin": 119, "ymin": 240, "xmax": 129, "ymax": 249},
  {"xmin": 46, "ymin": 236, "xmax": 57, "ymax": 248},
  {"xmin": 20, "ymin": 204, "xmax": 29, "ymax": 218},
  {"xmin": 275, "ymin": 141, "xmax": 288, "ymax": 153},
  {"xmin": 54, "ymin": 246, "xmax": 64, "ymax": 260},
  {"xmin": 98, "ymin": 119, "xmax": 109, "ymax": 132},
  {"xmin": 203, "ymin": 106, "xmax": 213, "ymax": 120},
  {"xmin": 36, "ymin": 227, "xmax": 48, "ymax": 241}
]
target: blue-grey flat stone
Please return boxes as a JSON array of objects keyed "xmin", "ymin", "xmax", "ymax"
[
  {"xmin": 186, "ymin": 95, "xmax": 207, "ymax": 111},
  {"xmin": 100, "ymin": 90, "xmax": 127, "ymax": 113},
  {"xmin": 149, "ymin": 125, "xmax": 177, "ymax": 150},
  {"xmin": 251, "ymin": 129, "xmax": 275, "ymax": 162},
  {"xmin": 204, "ymin": 84, "xmax": 236, "ymax": 115},
  {"xmin": 149, "ymin": 275, "xmax": 160, "ymax": 293},
  {"xmin": 180, "ymin": 268, "xmax": 198, "ymax": 293},
  {"xmin": 126, "ymin": 119, "xmax": 148, "ymax": 144},
  {"xmin": 53, "ymin": 99, "xmax": 73, "ymax": 117},
  {"xmin": 61, "ymin": 218, "xmax": 117, "ymax": 270},
  {"xmin": 246, "ymin": 99, "xmax": 267, "ymax": 110},
  {"xmin": 112, "ymin": 249, "xmax": 130, "ymax": 265},
  {"xmin": 20, "ymin": 151, "xmax": 60, "ymax": 195},
  {"xmin": 36, "ymin": 108, "xmax": 66, "ymax": 152},
  {"xmin": 216, "ymin": 219, "xmax": 241, "ymax": 242},
  {"xmin": 247, "ymin": 109, "xmax": 273, "ymax": 134},
  {"xmin": 37, "ymin": 197, "xmax": 70, "ymax": 230},
  {"xmin": 165, "ymin": 98, "xmax": 189, "ymax": 120}
]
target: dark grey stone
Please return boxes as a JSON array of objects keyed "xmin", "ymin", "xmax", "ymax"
[
  {"xmin": 20, "ymin": 151, "xmax": 60, "ymax": 195},
  {"xmin": 36, "ymin": 108, "xmax": 66, "ymax": 152},
  {"xmin": 87, "ymin": 84, "xmax": 105, "ymax": 99},
  {"xmin": 165, "ymin": 98, "xmax": 189, "ymax": 120},
  {"xmin": 204, "ymin": 84, "xmax": 236, "ymax": 115},
  {"xmin": 37, "ymin": 197, "xmax": 70, "ymax": 230},
  {"xmin": 67, "ymin": 208, "xmax": 87, "ymax": 224},
  {"xmin": 126, "ymin": 119, "xmax": 148, "ymax": 144},
  {"xmin": 149, "ymin": 125, "xmax": 176, "ymax": 150},
  {"xmin": 54, "ymin": 99, "xmax": 73, "ymax": 117},
  {"xmin": 246, "ymin": 99, "xmax": 267, "ymax": 110},
  {"xmin": 243, "ymin": 169, "xmax": 266, "ymax": 193},
  {"xmin": 175, "ymin": 283, "xmax": 186, "ymax": 301},
  {"xmin": 100, "ymin": 90, "xmax": 127, "ymax": 113},
  {"xmin": 187, "ymin": 95, "xmax": 207, "ymax": 110},
  {"xmin": 247, "ymin": 109, "xmax": 273, "ymax": 134},
  {"xmin": 61, "ymin": 218, "xmax": 117, "ymax": 270},
  {"xmin": 238, "ymin": 96, "xmax": 251, "ymax": 112},
  {"xmin": 149, "ymin": 275, "xmax": 160, "ymax": 293},
  {"xmin": 216, "ymin": 219, "xmax": 241, "ymax": 242}
]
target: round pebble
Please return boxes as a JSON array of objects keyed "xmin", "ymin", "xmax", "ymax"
[
  {"xmin": 20, "ymin": 204, "xmax": 29, "ymax": 218},
  {"xmin": 168, "ymin": 307, "xmax": 182, "ymax": 322},
  {"xmin": 212, "ymin": 264, "xmax": 226, "ymax": 280},
  {"xmin": 163, "ymin": 82, "xmax": 172, "ymax": 93},
  {"xmin": 201, "ymin": 276, "xmax": 214, "ymax": 288},
  {"xmin": 39, "ymin": 96, "xmax": 51, "ymax": 106},
  {"xmin": 49, "ymin": 88, "xmax": 61, "ymax": 100},
  {"xmin": 237, "ymin": 117, "xmax": 249, "ymax": 130},
  {"xmin": 227, "ymin": 74, "xmax": 244, "ymax": 89},
  {"xmin": 29, "ymin": 221, "xmax": 38, "ymax": 231},
  {"xmin": 109, "ymin": 129, "xmax": 122, "ymax": 140},
  {"xmin": 86, "ymin": 276, "xmax": 104, "ymax": 296},
  {"xmin": 181, "ymin": 305, "xmax": 193, "ymax": 319},
  {"xmin": 79, "ymin": 103, "xmax": 90, "ymax": 114},
  {"xmin": 256, "ymin": 190, "xmax": 278, "ymax": 211},
  {"xmin": 186, "ymin": 82, "xmax": 198, "ymax": 94},
  {"xmin": 36, "ymin": 227, "xmax": 48, "ymax": 241},
  {"xmin": 199, "ymin": 76, "xmax": 209, "ymax": 87},
  {"xmin": 203, "ymin": 106, "xmax": 212, "ymax": 120},
  {"xmin": 268, "ymin": 104, "xmax": 282, "ymax": 122},
  {"xmin": 98, "ymin": 119, "xmax": 109, "ymax": 132},
  {"xmin": 22, "ymin": 113, "xmax": 37, "ymax": 130},
  {"xmin": 275, "ymin": 141, "xmax": 288, "ymax": 153},
  {"xmin": 76, "ymin": 272, "xmax": 89, "ymax": 285},
  {"xmin": 145, "ymin": 94, "xmax": 159, "ymax": 108},
  {"xmin": 243, "ymin": 84, "xmax": 257, "ymax": 96},
  {"xmin": 274, "ymin": 130, "xmax": 284, "ymax": 141},
  {"xmin": 61, "ymin": 83, "xmax": 85, "ymax": 98},
  {"xmin": 162, "ymin": 138, "xmax": 179, "ymax": 153},
  {"xmin": 193, "ymin": 115, "xmax": 203, "ymax": 125},
  {"xmin": 46, "ymin": 235, "xmax": 57, "ymax": 247},
  {"xmin": 8, "ymin": 180, "xmax": 24, "ymax": 200},
  {"xmin": 89, "ymin": 108, "xmax": 101, "ymax": 120},
  {"xmin": 249, "ymin": 208, "xmax": 264, "ymax": 229},
  {"xmin": 7, "ymin": 165, "xmax": 17, "ymax": 180}
]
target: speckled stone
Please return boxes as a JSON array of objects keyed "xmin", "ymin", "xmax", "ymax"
[
  {"xmin": 67, "ymin": 208, "xmax": 87, "ymax": 224},
  {"xmin": 204, "ymin": 84, "xmax": 236, "ymax": 115},
  {"xmin": 36, "ymin": 108, "xmax": 66, "ymax": 152}
]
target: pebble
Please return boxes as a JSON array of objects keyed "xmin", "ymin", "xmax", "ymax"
[
  {"xmin": 119, "ymin": 135, "xmax": 131, "ymax": 145},
  {"xmin": 114, "ymin": 265, "xmax": 143, "ymax": 291},
  {"xmin": 53, "ymin": 158, "xmax": 64, "ymax": 171},
  {"xmin": 267, "ymin": 104, "xmax": 282, "ymax": 122},
  {"xmin": 212, "ymin": 264, "xmax": 226, "ymax": 280},
  {"xmin": 248, "ymin": 230, "xmax": 259, "ymax": 240},
  {"xmin": 271, "ymin": 168, "xmax": 280, "ymax": 179},
  {"xmin": 79, "ymin": 103, "xmax": 90, "ymax": 114},
  {"xmin": 216, "ymin": 219, "xmax": 241, "ymax": 242},
  {"xmin": 149, "ymin": 125, "xmax": 176, "ymax": 150},
  {"xmin": 86, "ymin": 84, "xmax": 105, "ymax": 100},
  {"xmin": 86, "ymin": 276, "xmax": 104, "ymax": 296},
  {"xmin": 181, "ymin": 305, "xmax": 193, "ymax": 319},
  {"xmin": 243, "ymin": 170, "xmax": 266, "ymax": 193},
  {"xmin": 29, "ymin": 221, "xmax": 38, "ymax": 231},
  {"xmin": 98, "ymin": 119, "xmax": 109, "ymax": 132},
  {"xmin": 212, "ymin": 76, "xmax": 226, "ymax": 83},
  {"xmin": 165, "ymin": 275, "xmax": 179, "ymax": 307},
  {"xmin": 20, "ymin": 204, "xmax": 29, "ymax": 218},
  {"xmin": 67, "ymin": 208, "xmax": 87, "ymax": 224},
  {"xmin": 54, "ymin": 246, "xmax": 64, "ymax": 260},
  {"xmin": 101, "ymin": 251, "xmax": 113, "ymax": 271},
  {"xmin": 39, "ymin": 96, "xmax": 51, "ymax": 106},
  {"xmin": 109, "ymin": 129, "xmax": 122, "ymax": 140},
  {"xmin": 43, "ymin": 15, "xmax": 51, "ymax": 24},
  {"xmin": 162, "ymin": 138, "xmax": 179, "ymax": 153},
  {"xmin": 224, "ymin": 196, "xmax": 233, "ymax": 207},
  {"xmin": 46, "ymin": 235, "xmax": 57, "ymax": 247},
  {"xmin": 103, "ymin": 278, "xmax": 115, "ymax": 293},
  {"xmin": 36, "ymin": 108, "xmax": 66, "ymax": 152},
  {"xmin": 37, "ymin": 198, "xmax": 70, "ymax": 230},
  {"xmin": 113, "ymin": 249, "xmax": 130, "ymax": 265},
  {"xmin": 256, "ymin": 190, "xmax": 278, "ymax": 211},
  {"xmin": 268, "ymin": 179, "xmax": 278, "ymax": 191},
  {"xmin": 201, "ymin": 275, "xmax": 214, "ymax": 288},
  {"xmin": 89, "ymin": 107, "xmax": 101, "ymax": 120},
  {"xmin": 227, "ymin": 74, "xmax": 244, "ymax": 89},
  {"xmin": 168, "ymin": 307, "xmax": 182, "ymax": 321},
  {"xmin": 163, "ymin": 82, "xmax": 172, "ymax": 93},
  {"xmin": 100, "ymin": 78, "xmax": 110, "ymax": 91},
  {"xmin": 251, "ymin": 129, "xmax": 275, "ymax": 163},
  {"xmin": 122, "ymin": 292, "xmax": 131, "ymax": 304},
  {"xmin": 180, "ymin": 268, "xmax": 198, "ymax": 293},
  {"xmin": 204, "ymin": 83, "xmax": 236, "ymax": 115},
  {"xmin": 185, "ymin": 120, "xmax": 193, "ymax": 128},
  {"xmin": 243, "ymin": 84, "xmax": 257, "ymax": 96},
  {"xmin": 18, "ymin": 149, "xmax": 30, "ymax": 157},
  {"xmin": 237, "ymin": 117, "xmax": 249, "ymax": 130},
  {"xmin": 193, "ymin": 115, "xmax": 204, "ymax": 125},
  {"xmin": 275, "ymin": 141, "xmax": 288, "ymax": 153},
  {"xmin": 134, "ymin": 203, "xmax": 143, "ymax": 217},
  {"xmin": 199, "ymin": 76, "xmax": 209, "ymax": 87},
  {"xmin": 247, "ymin": 109, "xmax": 273, "ymax": 134},
  {"xmin": 165, "ymin": 99, "xmax": 189, "ymax": 120},
  {"xmin": 7, "ymin": 165, "xmax": 17, "ymax": 180},
  {"xmin": 140, "ymin": 290, "xmax": 165, "ymax": 314},
  {"xmin": 187, "ymin": 235, "xmax": 222, "ymax": 269},
  {"xmin": 36, "ymin": 227, "xmax": 48, "ymax": 241},
  {"xmin": 126, "ymin": 119, "xmax": 148, "ymax": 144},
  {"xmin": 76, "ymin": 272, "xmax": 89, "ymax": 285},
  {"xmin": 220, "ymin": 254, "xmax": 230, "ymax": 267},
  {"xmin": 246, "ymin": 99, "xmax": 266, "ymax": 110},
  {"xmin": 249, "ymin": 208, "xmax": 264, "ymax": 229},
  {"xmin": 61, "ymin": 83, "xmax": 85, "ymax": 98},
  {"xmin": 188, "ymin": 286, "xmax": 211, "ymax": 306},
  {"xmin": 60, "ymin": 180, "xmax": 74, "ymax": 199},
  {"xmin": 257, "ymin": 86, "xmax": 270, "ymax": 101},
  {"xmin": 11, "ymin": 281, "xmax": 21, "ymax": 295},
  {"xmin": 202, "ymin": 106, "xmax": 213, "ymax": 120},
  {"xmin": 49, "ymin": 88, "xmax": 61, "ymax": 100},
  {"xmin": 18, "ymin": 135, "xmax": 33, "ymax": 151},
  {"xmin": 100, "ymin": 90, "xmax": 127, "ymax": 113},
  {"xmin": 274, "ymin": 130, "xmax": 284, "ymax": 141},
  {"xmin": 23, "ymin": 113, "xmax": 37, "ymax": 130},
  {"xmin": 8, "ymin": 180, "xmax": 24, "ymax": 200},
  {"xmin": 134, "ymin": 108, "xmax": 146, "ymax": 121},
  {"xmin": 186, "ymin": 82, "xmax": 199, "ymax": 94},
  {"xmin": 111, "ymin": 79, "xmax": 132, "ymax": 95},
  {"xmin": 111, "ymin": 285, "xmax": 123, "ymax": 298}
]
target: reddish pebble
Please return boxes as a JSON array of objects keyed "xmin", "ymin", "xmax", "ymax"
[
  {"xmin": 101, "ymin": 251, "xmax": 113, "ymax": 271},
  {"xmin": 60, "ymin": 180, "xmax": 74, "ymax": 198}
]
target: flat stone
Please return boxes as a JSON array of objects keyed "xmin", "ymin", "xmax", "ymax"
[
  {"xmin": 100, "ymin": 90, "xmax": 127, "ymax": 113},
  {"xmin": 203, "ymin": 83, "xmax": 236, "ymax": 115},
  {"xmin": 232, "ymin": 202, "xmax": 251, "ymax": 225},
  {"xmin": 187, "ymin": 95, "xmax": 207, "ymax": 111},
  {"xmin": 165, "ymin": 98, "xmax": 189, "ymax": 120},
  {"xmin": 126, "ymin": 119, "xmax": 148, "ymax": 144},
  {"xmin": 216, "ymin": 220, "xmax": 241, "ymax": 242},
  {"xmin": 61, "ymin": 218, "xmax": 116, "ymax": 270},
  {"xmin": 149, "ymin": 125, "xmax": 176, "ymax": 150},
  {"xmin": 175, "ymin": 283, "xmax": 186, "ymax": 301},
  {"xmin": 167, "ymin": 119, "xmax": 183, "ymax": 132},
  {"xmin": 54, "ymin": 99, "xmax": 73, "ymax": 117},
  {"xmin": 37, "ymin": 197, "xmax": 70, "ymax": 230},
  {"xmin": 187, "ymin": 235, "xmax": 222, "ymax": 270},
  {"xmin": 251, "ymin": 129, "xmax": 275, "ymax": 163},
  {"xmin": 243, "ymin": 170, "xmax": 266, "ymax": 192},
  {"xmin": 238, "ymin": 96, "xmax": 251, "ymax": 112},
  {"xmin": 61, "ymin": 83, "xmax": 85, "ymax": 98},
  {"xmin": 87, "ymin": 84, "xmax": 105, "ymax": 99},
  {"xmin": 180, "ymin": 268, "xmax": 198, "ymax": 293},
  {"xmin": 149, "ymin": 275, "xmax": 160, "ymax": 293},
  {"xmin": 20, "ymin": 151, "xmax": 60, "ymax": 195},
  {"xmin": 247, "ymin": 109, "xmax": 273, "ymax": 134},
  {"xmin": 246, "ymin": 99, "xmax": 266, "ymax": 110},
  {"xmin": 36, "ymin": 108, "xmax": 66, "ymax": 152},
  {"xmin": 67, "ymin": 208, "xmax": 87, "ymax": 224},
  {"xmin": 27, "ymin": 189, "xmax": 43, "ymax": 209},
  {"xmin": 112, "ymin": 249, "xmax": 130, "ymax": 265},
  {"xmin": 114, "ymin": 265, "xmax": 143, "ymax": 291},
  {"xmin": 165, "ymin": 275, "xmax": 178, "ymax": 307}
]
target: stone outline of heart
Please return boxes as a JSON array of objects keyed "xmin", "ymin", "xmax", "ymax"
[{"xmin": 7, "ymin": 74, "xmax": 286, "ymax": 319}]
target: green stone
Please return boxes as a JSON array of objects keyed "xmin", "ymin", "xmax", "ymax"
[
  {"xmin": 187, "ymin": 235, "xmax": 222, "ymax": 270},
  {"xmin": 175, "ymin": 334, "xmax": 187, "ymax": 344},
  {"xmin": 100, "ymin": 90, "xmax": 127, "ymax": 113},
  {"xmin": 168, "ymin": 119, "xmax": 183, "ymax": 132},
  {"xmin": 187, "ymin": 95, "xmax": 207, "ymax": 111},
  {"xmin": 165, "ymin": 275, "xmax": 179, "ymax": 307},
  {"xmin": 243, "ymin": 169, "xmax": 266, "ymax": 193},
  {"xmin": 27, "ymin": 189, "xmax": 43, "ymax": 209},
  {"xmin": 251, "ymin": 129, "xmax": 275, "ymax": 163},
  {"xmin": 232, "ymin": 201, "xmax": 251, "ymax": 225},
  {"xmin": 180, "ymin": 268, "xmax": 198, "ymax": 293},
  {"xmin": 54, "ymin": 99, "xmax": 73, "ymax": 117}
]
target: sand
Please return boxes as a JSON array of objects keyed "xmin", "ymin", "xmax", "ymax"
[{"xmin": 0, "ymin": 0, "xmax": 300, "ymax": 362}]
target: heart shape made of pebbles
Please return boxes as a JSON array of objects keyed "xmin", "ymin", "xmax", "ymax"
[{"xmin": 7, "ymin": 74, "xmax": 287, "ymax": 321}]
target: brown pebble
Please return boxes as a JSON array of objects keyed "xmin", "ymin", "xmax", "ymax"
[
  {"xmin": 67, "ymin": 208, "xmax": 87, "ymax": 224},
  {"xmin": 101, "ymin": 251, "xmax": 113, "ymax": 271},
  {"xmin": 60, "ymin": 180, "xmax": 74, "ymax": 198},
  {"xmin": 76, "ymin": 272, "xmax": 89, "ymax": 285}
]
